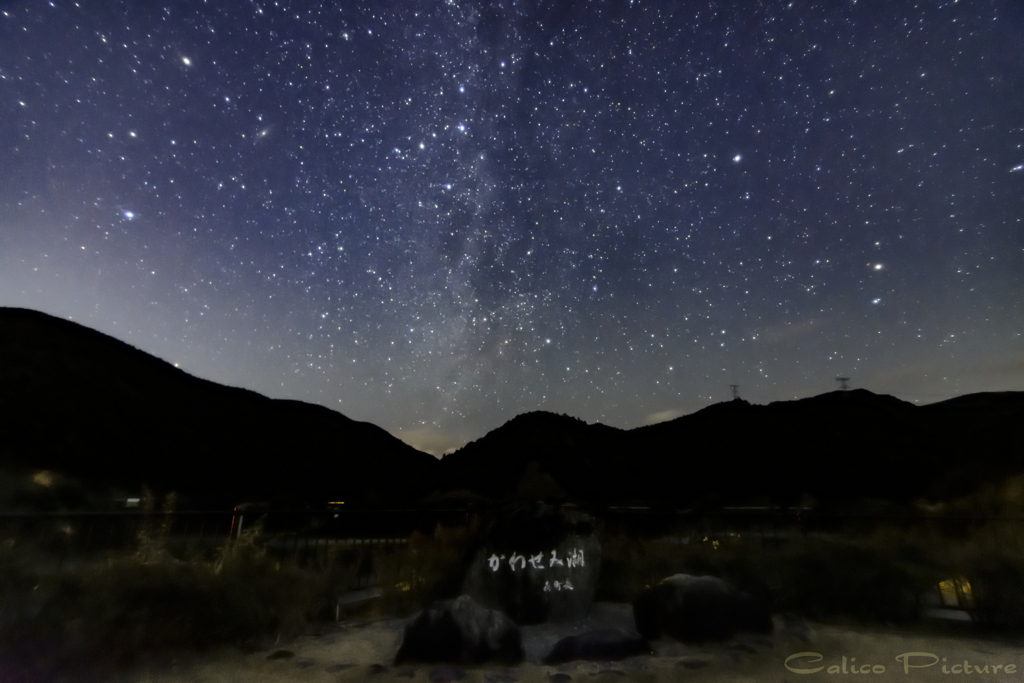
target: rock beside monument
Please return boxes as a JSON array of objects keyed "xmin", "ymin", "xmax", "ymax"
[
  {"xmin": 542, "ymin": 628, "xmax": 654, "ymax": 664},
  {"xmin": 633, "ymin": 574, "xmax": 772, "ymax": 642},
  {"xmin": 394, "ymin": 594, "xmax": 524, "ymax": 666},
  {"xmin": 462, "ymin": 501, "xmax": 602, "ymax": 624}
]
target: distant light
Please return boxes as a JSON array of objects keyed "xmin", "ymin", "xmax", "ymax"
[
  {"xmin": 125, "ymin": 497, "xmax": 140, "ymax": 507},
  {"xmin": 733, "ymin": 154, "xmax": 741, "ymax": 162},
  {"xmin": 32, "ymin": 471, "xmax": 53, "ymax": 487},
  {"xmin": 328, "ymin": 501, "xmax": 345, "ymax": 505}
]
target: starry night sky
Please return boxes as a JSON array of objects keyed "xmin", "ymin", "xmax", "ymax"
[{"xmin": 1, "ymin": 1, "xmax": 1022, "ymax": 455}]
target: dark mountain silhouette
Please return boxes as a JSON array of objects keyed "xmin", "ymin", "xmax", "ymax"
[
  {"xmin": 3, "ymin": 307, "xmax": 1022, "ymax": 512},
  {"xmin": 428, "ymin": 390, "xmax": 1024, "ymax": 510},
  {"xmin": 0, "ymin": 307, "xmax": 437, "ymax": 508},
  {"xmin": 628, "ymin": 390, "xmax": 928, "ymax": 508},
  {"xmin": 431, "ymin": 412, "xmax": 631, "ymax": 505}
]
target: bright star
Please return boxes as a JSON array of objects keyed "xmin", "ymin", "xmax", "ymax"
[
  {"xmin": 181, "ymin": 56, "xmax": 191, "ymax": 66},
  {"xmin": 123, "ymin": 211, "xmax": 135, "ymax": 220},
  {"xmin": 733, "ymin": 154, "xmax": 741, "ymax": 162}
]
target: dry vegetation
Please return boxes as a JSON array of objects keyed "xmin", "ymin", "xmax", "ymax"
[
  {"xmin": 1, "ymin": 509, "xmax": 312, "ymax": 680},
  {"xmin": 3, "ymin": 490, "xmax": 1024, "ymax": 682},
  {"xmin": 599, "ymin": 507, "xmax": 1024, "ymax": 633},
  {"xmin": 0, "ymin": 494, "xmax": 490, "ymax": 682}
]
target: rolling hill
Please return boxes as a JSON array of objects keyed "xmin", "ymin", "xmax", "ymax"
[
  {"xmin": 3, "ymin": 307, "xmax": 1022, "ymax": 512},
  {"xmin": 0, "ymin": 307, "xmax": 437, "ymax": 508}
]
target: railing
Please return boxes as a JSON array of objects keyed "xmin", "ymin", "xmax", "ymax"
[
  {"xmin": 0, "ymin": 507, "xmax": 472, "ymax": 590},
  {"xmin": 0, "ymin": 509, "xmax": 238, "ymax": 565},
  {"xmin": 601, "ymin": 507, "xmax": 1024, "ymax": 624},
  {"xmin": 8, "ymin": 505, "xmax": 1022, "ymax": 558},
  {"xmin": 5, "ymin": 505, "xmax": 1022, "ymax": 619},
  {"xmin": 602, "ymin": 506, "xmax": 1024, "ymax": 545}
]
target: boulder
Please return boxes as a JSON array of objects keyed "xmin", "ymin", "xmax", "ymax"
[
  {"xmin": 462, "ymin": 501, "xmax": 601, "ymax": 624},
  {"xmin": 542, "ymin": 628, "xmax": 654, "ymax": 664},
  {"xmin": 632, "ymin": 574, "xmax": 772, "ymax": 642},
  {"xmin": 394, "ymin": 594, "xmax": 524, "ymax": 665}
]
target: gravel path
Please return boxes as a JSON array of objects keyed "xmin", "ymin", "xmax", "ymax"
[{"xmin": 127, "ymin": 604, "xmax": 1024, "ymax": 683}]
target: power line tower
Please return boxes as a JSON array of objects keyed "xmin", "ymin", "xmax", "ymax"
[
  {"xmin": 729, "ymin": 384, "xmax": 740, "ymax": 400},
  {"xmin": 835, "ymin": 377, "xmax": 850, "ymax": 390}
]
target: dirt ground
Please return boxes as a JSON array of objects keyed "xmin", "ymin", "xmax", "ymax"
[{"xmin": 128, "ymin": 604, "xmax": 1024, "ymax": 683}]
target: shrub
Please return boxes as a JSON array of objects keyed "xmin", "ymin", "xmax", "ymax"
[
  {"xmin": 596, "ymin": 532, "xmax": 926, "ymax": 626},
  {"xmin": 0, "ymin": 509, "xmax": 328, "ymax": 681},
  {"xmin": 766, "ymin": 539, "xmax": 922, "ymax": 624}
]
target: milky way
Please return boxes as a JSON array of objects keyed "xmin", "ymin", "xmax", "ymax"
[{"xmin": 1, "ymin": 1, "xmax": 1022, "ymax": 454}]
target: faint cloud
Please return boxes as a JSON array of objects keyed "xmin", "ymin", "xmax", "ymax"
[
  {"xmin": 974, "ymin": 350, "xmax": 1024, "ymax": 383},
  {"xmin": 758, "ymin": 317, "xmax": 826, "ymax": 344},
  {"xmin": 394, "ymin": 427, "xmax": 461, "ymax": 458},
  {"xmin": 867, "ymin": 349, "xmax": 1024, "ymax": 403},
  {"xmin": 646, "ymin": 409, "xmax": 684, "ymax": 425}
]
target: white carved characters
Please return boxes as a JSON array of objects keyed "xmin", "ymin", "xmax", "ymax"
[{"xmin": 486, "ymin": 548, "xmax": 584, "ymax": 572}]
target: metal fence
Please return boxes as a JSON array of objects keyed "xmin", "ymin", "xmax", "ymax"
[
  {"xmin": 0, "ymin": 509, "xmax": 236, "ymax": 563},
  {"xmin": 602, "ymin": 507, "xmax": 1024, "ymax": 623},
  {"xmin": 7, "ymin": 505, "xmax": 1023, "ymax": 557},
  {"xmin": 602, "ymin": 506, "xmax": 1024, "ymax": 547},
  {"xmin": 5, "ymin": 505, "xmax": 1023, "ymax": 609},
  {"xmin": 0, "ymin": 507, "xmax": 473, "ymax": 590}
]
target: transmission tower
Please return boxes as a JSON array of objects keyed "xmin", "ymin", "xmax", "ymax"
[
  {"xmin": 729, "ymin": 384, "xmax": 740, "ymax": 400},
  {"xmin": 835, "ymin": 377, "xmax": 850, "ymax": 390}
]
